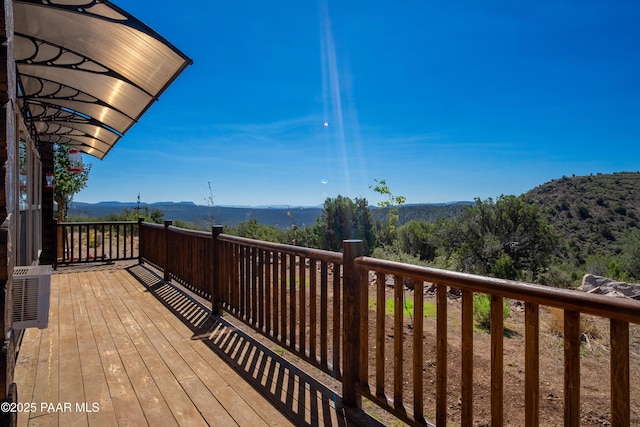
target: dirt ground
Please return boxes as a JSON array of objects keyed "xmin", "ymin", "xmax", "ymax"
[
  {"xmin": 359, "ymin": 286, "xmax": 640, "ymax": 426},
  {"xmin": 265, "ymin": 279, "xmax": 640, "ymax": 427}
]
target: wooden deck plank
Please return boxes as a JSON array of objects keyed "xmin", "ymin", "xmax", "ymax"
[
  {"xmin": 99, "ymin": 273, "xmax": 207, "ymax": 427},
  {"xmin": 22, "ymin": 269, "xmax": 60, "ymax": 425},
  {"xmin": 15, "ymin": 328, "xmax": 40, "ymax": 427},
  {"xmin": 57, "ymin": 273, "xmax": 89, "ymax": 427},
  {"xmin": 14, "ymin": 264, "xmax": 361, "ymax": 427},
  {"xmin": 69, "ymin": 272, "xmax": 118, "ymax": 427},
  {"xmin": 140, "ymin": 277, "xmax": 339, "ymax": 427},
  {"xmin": 116, "ymin": 274, "xmax": 289, "ymax": 427},
  {"xmin": 80, "ymin": 272, "xmax": 148, "ymax": 427},
  {"xmin": 90, "ymin": 270, "xmax": 179, "ymax": 427}
]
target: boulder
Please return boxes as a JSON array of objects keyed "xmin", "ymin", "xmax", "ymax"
[{"xmin": 579, "ymin": 274, "xmax": 640, "ymax": 300}]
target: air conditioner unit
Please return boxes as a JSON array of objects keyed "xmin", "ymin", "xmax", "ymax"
[{"xmin": 12, "ymin": 265, "xmax": 51, "ymax": 329}]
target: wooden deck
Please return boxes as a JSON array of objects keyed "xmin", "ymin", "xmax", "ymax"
[{"xmin": 14, "ymin": 263, "xmax": 376, "ymax": 426}]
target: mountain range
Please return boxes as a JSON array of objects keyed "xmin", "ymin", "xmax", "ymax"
[
  {"xmin": 69, "ymin": 200, "xmax": 473, "ymax": 230},
  {"xmin": 71, "ymin": 171, "xmax": 640, "ymax": 269}
]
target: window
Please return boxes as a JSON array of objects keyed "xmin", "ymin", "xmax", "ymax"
[{"xmin": 18, "ymin": 129, "xmax": 42, "ymax": 266}]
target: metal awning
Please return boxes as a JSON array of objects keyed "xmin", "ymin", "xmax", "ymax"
[{"xmin": 14, "ymin": 0, "xmax": 192, "ymax": 160}]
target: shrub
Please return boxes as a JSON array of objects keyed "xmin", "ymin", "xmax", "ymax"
[
  {"xmin": 545, "ymin": 308, "xmax": 601, "ymax": 341},
  {"xmin": 473, "ymin": 294, "xmax": 509, "ymax": 331}
]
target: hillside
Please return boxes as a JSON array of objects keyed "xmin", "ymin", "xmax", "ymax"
[
  {"xmin": 525, "ymin": 172, "xmax": 640, "ymax": 266},
  {"xmin": 380, "ymin": 202, "xmax": 473, "ymax": 226}
]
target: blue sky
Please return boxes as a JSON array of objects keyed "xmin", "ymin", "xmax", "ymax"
[{"xmin": 77, "ymin": 1, "xmax": 640, "ymax": 207}]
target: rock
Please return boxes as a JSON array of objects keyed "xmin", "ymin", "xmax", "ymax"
[
  {"xmin": 579, "ymin": 274, "xmax": 640, "ymax": 300},
  {"xmin": 403, "ymin": 277, "xmax": 414, "ymax": 290},
  {"xmin": 448, "ymin": 287, "xmax": 461, "ymax": 298}
]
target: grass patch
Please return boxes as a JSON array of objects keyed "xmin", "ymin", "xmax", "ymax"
[{"xmin": 369, "ymin": 296, "xmax": 437, "ymax": 318}]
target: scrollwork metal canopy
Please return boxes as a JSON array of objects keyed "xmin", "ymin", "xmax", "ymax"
[{"xmin": 14, "ymin": 0, "xmax": 192, "ymax": 159}]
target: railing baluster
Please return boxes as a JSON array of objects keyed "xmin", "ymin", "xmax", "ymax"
[
  {"xmin": 69, "ymin": 224, "xmax": 73, "ymax": 262},
  {"xmin": 85, "ymin": 224, "xmax": 89, "ymax": 261},
  {"xmin": 289, "ymin": 253, "xmax": 296, "ymax": 349},
  {"xmin": 436, "ymin": 282, "xmax": 447, "ymax": 427},
  {"xmin": 251, "ymin": 246, "xmax": 257, "ymax": 324},
  {"xmin": 491, "ymin": 295, "xmax": 504, "ymax": 427},
  {"xmin": 393, "ymin": 274, "xmax": 403, "ymax": 410},
  {"xmin": 564, "ymin": 310, "xmax": 580, "ymax": 427},
  {"xmin": 525, "ymin": 302, "xmax": 539, "ymax": 427},
  {"xmin": 263, "ymin": 250, "xmax": 270, "ymax": 333},
  {"xmin": 461, "ymin": 289, "xmax": 473, "ymax": 427},
  {"xmin": 299, "ymin": 255, "xmax": 306, "ymax": 354},
  {"xmin": 280, "ymin": 252, "xmax": 287, "ymax": 343},
  {"xmin": 101, "ymin": 224, "xmax": 105, "ymax": 261},
  {"xmin": 610, "ymin": 318, "xmax": 630, "ymax": 426},
  {"xmin": 232, "ymin": 243, "xmax": 239, "ymax": 315},
  {"xmin": 123, "ymin": 222, "xmax": 127, "ymax": 259},
  {"xmin": 309, "ymin": 258, "xmax": 317, "ymax": 361},
  {"xmin": 413, "ymin": 280, "xmax": 424, "ymax": 421},
  {"xmin": 116, "ymin": 223, "xmax": 120, "ymax": 260},
  {"xmin": 258, "ymin": 249, "xmax": 265, "ymax": 331},
  {"xmin": 239, "ymin": 246, "xmax": 246, "ymax": 320},
  {"xmin": 320, "ymin": 260, "xmax": 328, "ymax": 369},
  {"xmin": 246, "ymin": 245, "xmax": 252, "ymax": 320},
  {"xmin": 375, "ymin": 272, "xmax": 385, "ymax": 398},
  {"xmin": 130, "ymin": 222, "xmax": 134, "ymax": 257},
  {"xmin": 272, "ymin": 250, "xmax": 279, "ymax": 339},
  {"xmin": 332, "ymin": 261, "xmax": 341, "ymax": 378},
  {"xmin": 358, "ymin": 262, "xmax": 369, "ymax": 391}
]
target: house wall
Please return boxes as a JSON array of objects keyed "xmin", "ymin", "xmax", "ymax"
[{"xmin": 0, "ymin": 0, "xmax": 19, "ymax": 401}]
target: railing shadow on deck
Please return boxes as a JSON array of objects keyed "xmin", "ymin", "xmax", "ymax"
[{"xmin": 126, "ymin": 264, "xmax": 384, "ymax": 427}]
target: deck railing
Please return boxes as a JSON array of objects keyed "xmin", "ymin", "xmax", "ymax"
[
  {"xmin": 131, "ymin": 222, "xmax": 638, "ymax": 425},
  {"xmin": 217, "ymin": 233, "xmax": 345, "ymax": 378},
  {"xmin": 352, "ymin": 254, "xmax": 639, "ymax": 427},
  {"xmin": 138, "ymin": 220, "xmax": 215, "ymax": 301},
  {"xmin": 55, "ymin": 220, "xmax": 138, "ymax": 267}
]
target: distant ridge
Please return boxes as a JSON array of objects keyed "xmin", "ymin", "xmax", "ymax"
[{"xmin": 70, "ymin": 201, "xmax": 472, "ymax": 230}]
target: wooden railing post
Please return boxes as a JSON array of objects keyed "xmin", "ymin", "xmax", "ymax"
[
  {"xmin": 342, "ymin": 239, "xmax": 364, "ymax": 408},
  {"xmin": 163, "ymin": 220, "xmax": 172, "ymax": 281},
  {"xmin": 53, "ymin": 218, "xmax": 59, "ymax": 270},
  {"xmin": 211, "ymin": 225, "xmax": 224, "ymax": 316},
  {"xmin": 137, "ymin": 217, "xmax": 144, "ymax": 265}
]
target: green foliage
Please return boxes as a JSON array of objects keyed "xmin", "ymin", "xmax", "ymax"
[
  {"xmin": 285, "ymin": 222, "xmax": 320, "ymax": 248},
  {"xmin": 453, "ymin": 195, "xmax": 557, "ymax": 280},
  {"xmin": 539, "ymin": 264, "xmax": 578, "ymax": 288},
  {"xmin": 618, "ymin": 229, "xmax": 640, "ymax": 279},
  {"xmin": 369, "ymin": 296, "xmax": 437, "ymax": 318},
  {"xmin": 491, "ymin": 254, "xmax": 517, "ymax": 280},
  {"xmin": 315, "ymin": 196, "xmax": 375, "ymax": 253},
  {"xmin": 370, "ymin": 179, "xmax": 406, "ymax": 243},
  {"xmin": 205, "ymin": 181, "xmax": 215, "ymax": 227},
  {"xmin": 105, "ymin": 207, "xmax": 164, "ymax": 224},
  {"xmin": 227, "ymin": 218, "xmax": 284, "ymax": 243},
  {"xmin": 371, "ymin": 244, "xmax": 427, "ymax": 266},
  {"xmin": 397, "ymin": 220, "xmax": 437, "ymax": 261},
  {"xmin": 473, "ymin": 294, "xmax": 510, "ymax": 331}
]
